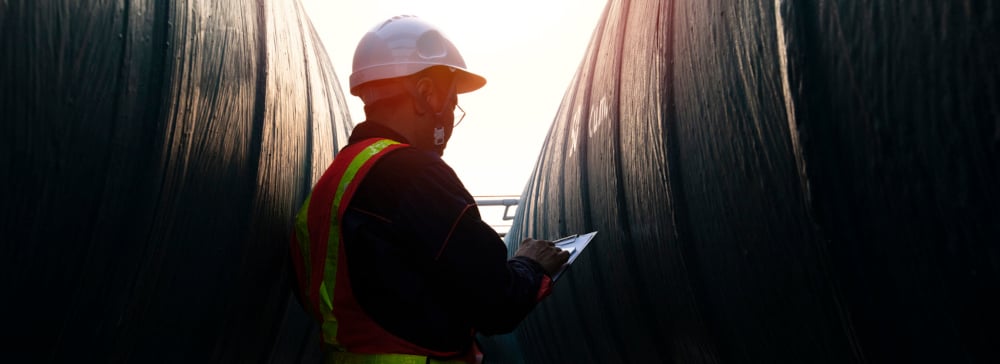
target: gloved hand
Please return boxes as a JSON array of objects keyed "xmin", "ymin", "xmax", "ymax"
[{"xmin": 514, "ymin": 238, "xmax": 571, "ymax": 277}]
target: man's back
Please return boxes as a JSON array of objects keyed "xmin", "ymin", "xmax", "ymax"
[{"xmin": 337, "ymin": 121, "xmax": 549, "ymax": 355}]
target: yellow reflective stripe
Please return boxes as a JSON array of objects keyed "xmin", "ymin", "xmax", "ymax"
[
  {"xmin": 321, "ymin": 219, "xmax": 341, "ymax": 312},
  {"xmin": 334, "ymin": 139, "xmax": 401, "ymax": 210},
  {"xmin": 322, "ymin": 319, "xmax": 340, "ymax": 350},
  {"xmin": 320, "ymin": 280, "xmax": 333, "ymax": 312},
  {"xmin": 323, "ymin": 139, "xmax": 401, "ymax": 313},
  {"xmin": 294, "ymin": 196, "xmax": 313, "ymax": 288},
  {"xmin": 321, "ymin": 139, "xmax": 401, "ymax": 345},
  {"xmin": 326, "ymin": 352, "xmax": 467, "ymax": 364}
]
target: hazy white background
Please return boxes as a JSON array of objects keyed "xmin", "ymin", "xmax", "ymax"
[
  {"xmin": 301, "ymin": 0, "xmax": 605, "ymax": 194},
  {"xmin": 300, "ymin": 1, "xmax": 607, "ymax": 232}
]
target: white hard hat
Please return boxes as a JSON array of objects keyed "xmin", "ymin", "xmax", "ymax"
[{"xmin": 349, "ymin": 15, "xmax": 486, "ymax": 96}]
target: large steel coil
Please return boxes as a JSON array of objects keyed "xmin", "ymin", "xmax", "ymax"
[
  {"xmin": 487, "ymin": 1, "xmax": 999, "ymax": 363},
  {"xmin": 1, "ymin": 0, "xmax": 349, "ymax": 361}
]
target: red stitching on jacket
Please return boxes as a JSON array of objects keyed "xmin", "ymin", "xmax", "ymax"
[
  {"xmin": 535, "ymin": 275, "xmax": 553, "ymax": 302},
  {"xmin": 435, "ymin": 203, "xmax": 474, "ymax": 260},
  {"xmin": 350, "ymin": 207, "xmax": 393, "ymax": 223}
]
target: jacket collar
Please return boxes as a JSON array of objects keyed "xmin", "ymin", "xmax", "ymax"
[{"xmin": 349, "ymin": 121, "xmax": 410, "ymax": 145}]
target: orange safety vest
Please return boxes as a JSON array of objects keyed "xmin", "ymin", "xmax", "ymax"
[{"xmin": 289, "ymin": 138, "xmax": 472, "ymax": 363}]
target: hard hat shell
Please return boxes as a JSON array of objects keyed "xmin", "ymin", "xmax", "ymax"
[{"xmin": 349, "ymin": 15, "xmax": 486, "ymax": 96}]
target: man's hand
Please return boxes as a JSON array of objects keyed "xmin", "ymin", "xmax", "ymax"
[{"xmin": 514, "ymin": 238, "xmax": 571, "ymax": 277}]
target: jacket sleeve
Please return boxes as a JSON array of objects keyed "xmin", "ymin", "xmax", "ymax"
[{"xmin": 392, "ymin": 159, "xmax": 550, "ymax": 335}]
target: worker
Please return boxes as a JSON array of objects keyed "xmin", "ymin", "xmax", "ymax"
[{"xmin": 289, "ymin": 15, "xmax": 570, "ymax": 364}]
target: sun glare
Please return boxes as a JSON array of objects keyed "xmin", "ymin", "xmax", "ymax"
[{"xmin": 302, "ymin": 0, "xmax": 606, "ymax": 196}]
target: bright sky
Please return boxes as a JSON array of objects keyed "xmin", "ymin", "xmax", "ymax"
[{"xmin": 301, "ymin": 0, "xmax": 607, "ymax": 199}]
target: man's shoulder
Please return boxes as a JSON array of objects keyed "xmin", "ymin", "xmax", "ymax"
[
  {"xmin": 359, "ymin": 143, "xmax": 461, "ymax": 187},
  {"xmin": 351, "ymin": 143, "xmax": 471, "ymax": 212},
  {"xmin": 376, "ymin": 143, "xmax": 443, "ymax": 171},
  {"xmin": 337, "ymin": 138, "xmax": 437, "ymax": 169}
]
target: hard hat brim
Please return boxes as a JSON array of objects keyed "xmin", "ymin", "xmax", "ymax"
[
  {"xmin": 453, "ymin": 68, "xmax": 486, "ymax": 94},
  {"xmin": 350, "ymin": 64, "xmax": 486, "ymax": 96}
]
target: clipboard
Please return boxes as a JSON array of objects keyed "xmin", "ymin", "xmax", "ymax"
[{"xmin": 550, "ymin": 231, "xmax": 598, "ymax": 281}]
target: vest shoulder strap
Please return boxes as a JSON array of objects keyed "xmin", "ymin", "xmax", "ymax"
[{"xmin": 290, "ymin": 138, "xmax": 407, "ymax": 321}]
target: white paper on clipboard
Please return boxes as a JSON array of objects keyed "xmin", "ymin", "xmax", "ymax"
[{"xmin": 550, "ymin": 231, "xmax": 598, "ymax": 281}]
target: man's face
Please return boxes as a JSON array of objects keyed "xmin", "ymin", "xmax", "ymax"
[
  {"xmin": 409, "ymin": 72, "xmax": 459, "ymax": 155},
  {"xmin": 434, "ymin": 82, "xmax": 459, "ymax": 152}
]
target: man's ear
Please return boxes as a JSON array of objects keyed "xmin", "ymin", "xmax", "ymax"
[{"xmin": 415, "ymin": 77, "xmax": 436, "ymax": 108}]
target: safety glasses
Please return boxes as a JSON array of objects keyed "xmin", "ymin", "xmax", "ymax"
[{"xmin": 453, "ymin": 104, "xmax": 466, "ymax": 127}]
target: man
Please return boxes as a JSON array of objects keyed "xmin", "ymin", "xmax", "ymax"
[{"xmin": 290, "ymin": 15, "xmax": 569, "ymax": 364}]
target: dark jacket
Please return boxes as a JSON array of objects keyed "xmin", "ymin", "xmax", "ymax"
[{"xmin": 339, "ymin": 121, "xmax": 549, "ymax": 354}]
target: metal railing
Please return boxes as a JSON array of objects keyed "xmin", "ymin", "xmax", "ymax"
[{"xmin": 474, "ymin": 195, "xmax": 520, "ymax": 237}]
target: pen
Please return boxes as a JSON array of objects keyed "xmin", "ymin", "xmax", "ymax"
[{"xmin": 552, "ymin": 234, "xmax": 578, "ymax": 245}]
